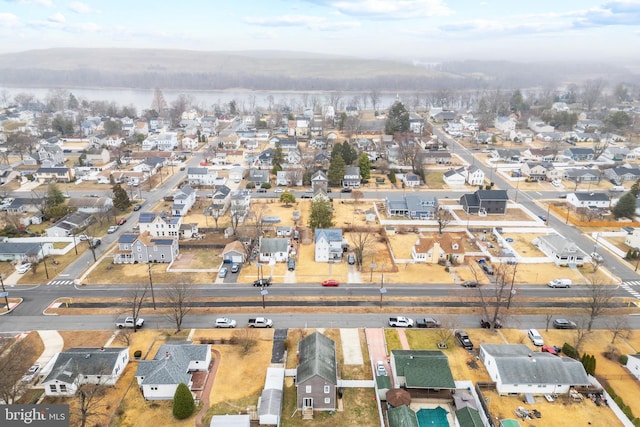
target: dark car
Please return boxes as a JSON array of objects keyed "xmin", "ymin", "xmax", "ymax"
[
  {"xmin": 553, "ymin": 318, "xmax": 577, "ymax": 329},
  {"xmin": 416, "ymin": 317, "xmax": 441, "ymax": 328},
  {"xmin": 480, "ymin": 317, "xmax": 503, "ymax": 329},
  {"xmin": 481, "ymin": 263, "xmax": 494, "ymax": 275},
  {"xmin": 347, "ymin": 254, "xmax": 356, "ymax": 265},
  {"xmin": 133, "ymin": 204, "xmax": 142, "ymax": 211},
  {"xmin": 253, "ymin": 278, "xmax": 271, "ymax": 287},
  {"xmin": 461, "ymin": 280, "xmax": 478, "ymax": 287},
  {"xmin": 89, "ymin": 238, "xmax": 101, "ymax": 249},
  {"xmin": 341, "ymin": 188, "xmax": 352, "ymax": 193},
  {"xmin": 455, "ymin": 330, "xmax": 474, "ymax": 350},
  {"xmin": 287, "ymin": 258, "xmax": 296, "ymax": 271}
]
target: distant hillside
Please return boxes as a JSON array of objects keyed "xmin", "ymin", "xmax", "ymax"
[{"xmin": 0, "ymin": 48, "xmax": 634, "ymax": 91}]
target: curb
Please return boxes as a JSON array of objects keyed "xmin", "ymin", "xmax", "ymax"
[{"xmin": 0, "ymin": 298, "xmax": 23, "ymax": 315}]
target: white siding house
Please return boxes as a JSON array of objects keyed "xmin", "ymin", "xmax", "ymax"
[{"xmin": 626, "ymin": 354, "xmax": 640, "ymax": 381}]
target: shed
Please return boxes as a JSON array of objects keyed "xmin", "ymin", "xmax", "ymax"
[
  {"xmin": 209, "ymin": 414, "xmax": 250, "ymax": 427},
  {"xmin": 258, "ymin": 367, "xmax": 284, "ymax": 425}
]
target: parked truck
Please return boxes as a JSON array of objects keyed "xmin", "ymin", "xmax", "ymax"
[
  {"xmin": 388, "ymin": 316, "xmax": 414, "ymax": 328},
  {"xmin": 247, "ymin": 317, "xmax": 273, "ymax": 328},
  {"xmin": 115, "ymin": 316, "xmax": 144, "ymax": 329}
]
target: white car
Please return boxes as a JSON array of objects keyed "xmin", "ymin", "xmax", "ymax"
[
  {"xmin": 215, "ymin": 317, "xmax": 237, "ymax": 328},
  {"xmin": 218, "ymin": 267, "xmax": 228, "ymax": 278},
  {"xmin": 107, "ymin": 225, "xmax": 119, "ymax": 234},
  {"xmin": 16, "ymin": 263, "xmax": 32, "ymax": 274},
  {"xmin": 590, "ymin": 252, "xmax": 603, "ymax": 263},
  {"xmin": 376, "ymin": 360, "xmax": 387, "ymax": 376},
  {"xmin": 274, "ymin": 188, "xmax": 284, "ymax": 193},
  {"xmin": 528, "ymin": 328, "xmax": 544, "ymax": 346}
]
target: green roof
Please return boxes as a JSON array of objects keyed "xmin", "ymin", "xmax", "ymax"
[
  {"xmin": 455, "ymin": 407, "xmax": 484, "ymax": 427},
  {"xmin": 297, "ymin": 332, "xmax": 337, "ymax": 384},
  {"xmin": 387, "ymin": 405, "xmax": 419, "ymax": 427},
  {"xmin": 500, "ymin": 420, "xmax": 521, "ymax": 427},
  {"xmin": 376, "ymin": 375, "xmax": 391, "ymax": 389},
  {"xmin": 392, "ymin": 350, "xmax": 456, "ymax": 389}
]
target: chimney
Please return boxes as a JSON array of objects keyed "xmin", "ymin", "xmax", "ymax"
[
  {"xmin": 165, "ymin": 352, "xmax": 170, "ymax": 359},
  {"xmin": 100, "ymin": 346, "xmax": 105, "ymax": 351}
]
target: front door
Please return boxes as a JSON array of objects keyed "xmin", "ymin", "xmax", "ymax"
[{"xmin": 303, "ymin": 397, "xmax": 313, "ymax": 409}]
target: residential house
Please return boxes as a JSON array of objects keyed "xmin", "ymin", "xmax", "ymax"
[
  {"xmin": 533, "ymin": 234, "xmax": 586, "ymax": 266},
  {"xmin": 390, "ymin": 350, "xmax": 456, "ymax": 391},
  {"xmin": 211, "ymin": 185, "xmax": 232, "ymax": 214},
  {"xmin": 564, "ymin": 168, "xmax": 602, "ymax": 184},
  {"xmin": 4, "ymin": 197, "xmax": 45, "ymax": 215},
  {"xmin": 296, "ymin": 332, "xmax": 337, "ymax": 412},
  {"xmin": 576, "ymin": 119, "xmax": 604, "ymax": 132},
  {"xmin": 314, "ymin": 229, "xmax": 343, "ymax": 262},
  {"xmin": 276, "ymin": 226, "xmax": 293, "ymax": 237},
  {"xmin": 524, "ymin": 148, "xmax": 557, "ymax": 162},
  {"xmin": 135, "ymin": 342, "xmax": 211, "ymax": 400},
  {"xmin": 85, "ymin": 148, "xmax": 110, "ymax": 165},
  {"xmin": 602, "ymin": 147, "xmax": 636, "ymax": 162},
  {"xmin": 286, "ymin": 148, "xmax": 302, "ymax": 164},
  {"xmin": 42, "ymin": 347, "xmax": 129, "ymax": 396},
  {"xmin": 494, "ymin": 116, "xmax": 516, "ymax": 134},
  {"xmin": 311, "ymin": 170, "xmax": 328, "ymax": 193},
  {"xmin": 409, "ymin": 112, "xmax": 424, "ymax": 134},
  {"xmin": 46, "ymin": 211, "xmax": 93, "ymax": 237},
  {"xmin": 566, "ymin": 192, "xmax": 610, "ymax": 211},
  {"xmin": 491, "ymin": 149, "xmax": 522, "ymax": 162},
  {"xmin": 276, "ymin": 169, "xmax": 303, "ymax": 187},
  {"xmin": 536, "ymin": 131, "xmax": 564, "ymax": 142},
  {"xmin": 156, "ymin": 132, "xmax": 179, "ymax": 151},
  {"xmin": 420, "ymin": 151, "xmax": 451, "ymax": 165},
  {"xmin": 0, "ymin": 165, "xmax": 15, "ymax": 184},
  {"xmin": 133, "ymin": 156, "xmax": 166, "ymax": 176},
  {"xmin": 341, "ymin": 166, "xmax": 361, "ymax": 188},
  {"xmin": 187, "ymin": 167, "xmax": 218, "ymax": 187},
  {"xmin": 604, "ymin": 166, "xmax": 640, "ymax": 184},
  {"xmin": 430, "ymin": 109, "xmax": 457, "ymax": 123},
  {"xmin": 520, "ymin": 162, "xmax": 554, "ymax": 181},
  {"xmin": 228, "ymin": 166, "xmax": 246, "ymax": 183},
  {"xmin": 385, "ymin": 194, "xmax": 438, "ymax": 220},
  {"xmin": 230, "ymin": 190, "xmax": 251, "ymax": 223},
  {"xmin": 258, "ymin": 237, "xmax": 289, "ymax": 263},
  {"xmin": 172, "ymin": 185, "xmax": 197, "ymax": 217},
  {"xmin": 460, "ymin": 114, "xmax": 479, "ymax": 131},
  {"xmin": 249, "ymin": 169, "xmax": 270, "ymax": 187},
  {"xmin": 443, "ymin": 168, "xmax": 466, "ymax": 187},
  {"xmin": 460, "ymin": 190, "xmax": 509, "ymax": 214},
  {"xmin": 35, "ymin": 166, "xmax": 73, "ymax": 183},
  {"xmin": 134, "ymin": 121, "xmax": 149, "ymax": 135},
  {"xmin": 445, "ymin": 121, "xmax": 463, "ymax": 135},
  {"xmin": 221, "ymin": 133, "xmax": 240, "ymax": 150},
  {"xmin": 36, "ymin": 143, "xmax": 65, "ymax": 165},
  {"xmin": 625, "ymin": 354, "xmax": 640, "ymax": 381},
  {"xmin": 625, "ymin": 228, "xmax": 640, "ymax": 249},
  {"xmin": 288, "ymin": 117, "xmax": 309, "ymax": 138},
  {"xmin": 465, "ymin": 165, "xmax": 485, "ymax": 186},
  {"xmin": 479, "ymin": 344, "xmax": 590, "ymax": 395},
  {"xmin": 0, "ymin": 241, "xmax": 47, "ymax": 263},
  {"xmin": 552, "ymin": 102, "xmax": 570, "ymax": 112},
  {"xmin": 67, "ymin": 197, "xmax": 113, "ymax": 214},
  {"xmin": 113, "ymin": 232, "xmax": 179, "ymax": 264},
  {"xmin": 412, "ymin": 233, "xmax": 465, "ymax": 264},
  {"xmin": 138, "ymin": 212, "xmax": 182, "ymax": 238},
  {"xmin": 402, "ymin": 172, "xmax": 421, "ymax": 188},
  {"xmin": 221, "ymin": 241, "xmax": 246, "ymax": 264},
  {"xmin": 563, "ymin": 147, "xmax": 595, "ymax": 161},
  {"xmin": 527, "ymin": 117, "xmax": 554, "ymax": 133},
  {"xmin": 180, "ymin": 135, "xmax": 199, "ymax": 151}
]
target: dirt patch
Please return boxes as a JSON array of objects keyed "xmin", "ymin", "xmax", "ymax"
[{"xmin": 58, "ymin": 330, "xmax": 114, "ymax": 351}]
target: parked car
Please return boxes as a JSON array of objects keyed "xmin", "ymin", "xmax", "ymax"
[
  {"xmin": 461, "ymin": 280, "xmax": 478, "ymax": 288},
  {"xmin": 274, "ymin": 188, "xmax": 284, "ymax": 193},
  {"xmin": 322, "ymin": 279, "xmax": 339, "ymax": 287},
  {"xmin": 480, "ymin": 317, "xmax": 503, "ymax": 329},
  {"xmin": 133, "ymin": 204, "xmax": 142, "ymax": 211},
  {"xmin": 218, "ymin": 267, "xmax": 228, "ymax": 278},
  {"xmin": 90, "ymin": 238, "xmax": 101, "ymax": 249},
  {"xmin": 528, "ymin": 328, "xmax": 544, "ymax": 346},
  {"xmin": 347, "ymin": 254, "xmax": 356, "ymax": 265},
  {"xmin": 287, "ymin": 258, "xmax": 296, "ymax": 271},
  {"xmin": 231, "ymin": 263, "xmax": 240, "ymax": 273},
  {"xmin": 215, "ymin": 317, "xmax": 237, "ymax": 328},
  {"xmin": 416, "ymin": 317, "xmax": 441, "ymax": 328},
  {"xmin": 21, "ymin": 364, "xmax": 40, "ymax": 383},
  {"xmin": 16, "ymin": 263, "xmax": 32, "ymax": 274},
  {"xmin": 455, "ymin": 330, "xmax": 474, "ymax": 350},
  {"xmin": 541, "ymin": 345, "xmax": 561, "ymax": 355},
  {"xmin": 341, "ymin": 188, "xmax": 352, "ymax": 193},
  {"xmin": 253, "ymin": 278, "xmax": 271, "ymax": 287},
  {"xmin": 590, "ymin": 252, "xmax": 603, "ymax": 263},
  {"xmin": 548, "ymin": 278, "xmax": 572, "ymax": 288},
  {"xmin": 257, "ymin": 188, "xmax": 267, "ymax": 193},
  {"xmin": 553, "ymin": 318, "xmax": 577, "ymax": 329},
  {"xmin": 117, "ymin": 217, "xmax": 127, "ymax": 225},
  {"xmin": 375, "ymin": 360, "xmax": 387, "ymax": 377},
  {"xmin": 78, "ymin": 234, "xmax": 90, "ymax": 241},
  {"xmin": 107, "ymin": 225, "xmax": 119, "ymax": 234}
]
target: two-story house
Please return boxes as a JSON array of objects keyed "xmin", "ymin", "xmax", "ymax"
[
  {"xmin": 460, "ymin": 190, "xmax": 509, "ymax": 215},
  {"xmin": 249, "ymin": 169, "xmax": 270, "ymax": 187},
  {"xmin": 138, "ymin": 212, "xmax": 182, "ymax": 237},
  {"xmin": 465, "ymin": 165, "xmax": 485, "ymax": 186},
  {"xmin": 85, "ymin": 148, "xmax": 110, "ymax": 165},
  {"xmin": 341, "ymin": 166, "xmax": 361, "ymax": 189},
  {"xmin": 297, "ymin": 332, "xmax": 337, "ymax": 413},
  {"xmin": 314, "ymin": 229, "xmax": 343, "ymax": 262},
  {"xmin": 311, "ymin": 170, "xmax": 328, "ymax": 193},
  {"xmin": 258, "ymin": 237, "xmax": 289, "ymax": 263},
  {"xmin": 187, "ymin": 167, "xmax": 218, "ymax": 187},
  {"xmin": 211, "ymin": 185, "xmax": 232, "ymax": 215},
  {"xmin": 172, "ymin": 185, "xmax": 197, "ymax": 217},
  {"xmin": 494, "ymin": 116, "xmax": 517, "ymax": 134},
  {"xmin": 113, "ymin": 232, "xmax": 179, "ymax": 264}
]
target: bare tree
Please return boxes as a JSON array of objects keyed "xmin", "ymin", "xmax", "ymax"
[
  {"xmin": 581, "ymin": 78, "xmax": 606, "ymax": 111},
  {"xmin": 327, "ymin": 91, "xmax": 343, "ymax": 113},
  {"xmin": 592, "ymin": 138, "xmax": 610, "ymax": 161},
  {"xmin": 572, "ymin": 317, "xmax": 592, "ymax": 354},
  {"xmin": 435, "ymin": 207, "xmax": 453, "ymax": 235},
  {"xmin": 230, "ymin": 204, "xmax": 247, "ymax": 234},
  {"xmin": 232, "ymin": 328, "xmax": 259, "ymax": 355},
  {"xmin": 545, "ymin": 314, "xmax": 553, "ymax": 332},
  {"xmin": 114, "ymin": 328, "xmax": 133, "ymax": 346},
  {"xmin": 369, "ymin": 89, "xmax": 381, "ymax": 112},
  {"xmin": 164, "ymin": 282, "xmax": 193, "ymax": 333},
  {"xmin": 0, "ymin": 336, "xmax": 38, "ymax": 403},
  {"xmin": 583, "ymin": 279, "xmax": 615, "ymax": 331},
  {"xmin": 351, "ymin": 190, "xmax": 364, "ymax": 207},
  {"xmin": 433, "ymin": 316, "xmax": 456, "ymax": 347},
  {"xmin": 74, "ymin": 374, "xmax": 110, "ymax": 427},
  {"xmin": 349, "ymin": 228, "xmax": 375, "ymax": 268},
  {"xmin": 126, "ymin": 283, "xmax": 148, "ymax": 332},
  {"xmin": 606, "ymin": 316, "xmax": 631, "ymax": 344},
  {"xmin": 476, "ymin": 262, "xmax": 514, "ymax": 329},
  {"xmin": 285, "ymin": 169, "xmax": 303, "ymax": 187}
]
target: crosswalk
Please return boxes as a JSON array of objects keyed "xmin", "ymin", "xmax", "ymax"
[
  {"xmin": 621, "ymin": 281, "xmax": 640, "ymax": 300},
  {"xmin": 47, "ymin": 279, "xmax": 75, "ymax": 286}
]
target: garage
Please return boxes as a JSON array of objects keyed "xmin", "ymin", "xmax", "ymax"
[{"xmin": 222, "ymin": 241, "xmax": 246, "ymax": 264}]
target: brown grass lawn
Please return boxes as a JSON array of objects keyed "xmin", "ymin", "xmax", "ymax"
[{"xmin": 58, "ymin": 330, "xmax": 114, "ymax": 351}]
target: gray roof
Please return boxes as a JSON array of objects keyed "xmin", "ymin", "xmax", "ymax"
[
  {"xmin": 259, "ymin": 237, "xmax": 289, "ymax": 253},
  {"xmin": 481, "ymin": 344, "xmax": 590, "ymax": 386},
  {"xmin": 572, "ymin": 192, "xmax": 609, "ymax": 202},
  {"xmin": 537, "ymin": 234, "xmax": 583, "ymax": 257},
  {"xmin": 476, "ymin": 189, "xmax": 509, "ymax": 201},
  {"xmin": 187, "ymin": 167, "xmax": 209, "ymax": 174},
  {"xmin": 345, "ymin": 166, "xmax": 360, "ymax": 176},
  {"xmin": 135, "ymin": 343, "xmax": 209, "ymax": 386},
  {"xmin": 0, "ymin": 242, "xmax": 41, "ymax": 256},
  {"xmin": 297, "ymin": 332, "xmax": 337, "ymax": 385},
  {"xmin": 258, "ymin": 388, "xmax": 282, "ymax": 418},
  {"xmin": 43, "ymin": 347, "xmax": 127, "ymax": 385},
  {"xmin": 119, "ymin": 233, "xmax": 138, "ymax": 244},
  {"xmin": 314, "ymin": 228, "xmax": 342, "ymax": 243}
]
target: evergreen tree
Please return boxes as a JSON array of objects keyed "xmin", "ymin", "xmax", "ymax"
[
  {"xmin": 172, "ymin": 383, "xmax": 195, "ymax": 420},
  {"xmin": 309, "ymin": 199, "xmax": 334, "ymax": 230},
  {"xmin": 385, "ymin": 101, "xmax": 410, "ymax": 134},
  {"xmin": 630, "ymin": 178, "xmax": 640, "ymax": 197},
  {"xmin": 357, "ymin": 153, "xmax": 371, "ymax": 180},
  {"xmin": 341, "ymin": 141, "xmax": 358, "ymax": 165},
  {"xmin": 112, "ymin": 184, "xmax": 131, "ymax": 211},
  {"xmin": 327, "ymin": 154, "xmax": 346, "ymax": 186},
  {"xmin": 330, "ymin": 142, "xmax": 344, "ymax": 160},
  {"xmin": 271, "ymin": 142, "xmax": 284, "ymax": 175},
  {"xmin": 613, "ymin": 192, "xmax": 636, "ymax": 219},
  {"xmin": 47, "ymin": 183, "xmax": 65, "ymax": 207}
]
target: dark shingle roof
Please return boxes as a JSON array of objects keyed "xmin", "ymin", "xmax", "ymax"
[
  {"xmin": 392, "ymin": 350, "xmax": 456, "ymax": 389},
  {"xmin": 387, "ymin": 405, "xmax": 419, "ymax": 427},
  {"xmin": 42, "ymin": 347, "xmax": 127, "ymax": 384},
  {"xmin": 297, "ymin": 332, "xmax": 337, "ymax": 385}
]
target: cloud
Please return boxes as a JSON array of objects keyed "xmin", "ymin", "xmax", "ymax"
[
  {"xmin": 69, "ymin": 1, "xmax": 95, "ymax": 14},
  {"xmin": 303, "ymin": 0, "xmax": 453, "ymax": 19},
  {"xmin": 0, "ymin": 12, "xmax": 20, "ymax": 27},
  {"xmin": 573, "ymin": 1, "xmax": 640, "ymax": 27},
  {"xmin": 3, "ymin": 0, "xmax": 53, "ymax": 6},
  {"xmin": 244, "ymin": 14, "xmax": 325, "ymax": 27},
  {"xmin": 48, "ymin": 12, "xmax": 65, "ymax": 23}
]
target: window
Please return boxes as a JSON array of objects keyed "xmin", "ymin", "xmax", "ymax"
[
  {"xmin": 60, "ymin": 384, "xmax": 67, "ymax": 393},
  {"xmin": 324, "ymin": 385, "xmax": 330, "ymax": 393},
  {"xmin": 49, "ymin": 385, "xmax": 57, "ymax": 392},
  {"xmin": 324, "ymin": 398, "xmax": 330, "ymax": 404},
  {"xmin": 305, "ymin": 385, "xmax": 312, "ymax": 393}
]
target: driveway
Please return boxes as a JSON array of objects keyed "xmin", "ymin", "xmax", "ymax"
[
  {"xmin": 347, "ymin": 265, "xmax": 362, "ymax": 284},
  {"xmin": 365, "ymin": 328, "xmax": 394, "ymax": 385},
  {"xmin": 35, "ymin": 330, "xmax": 64, "ymax": 377}
]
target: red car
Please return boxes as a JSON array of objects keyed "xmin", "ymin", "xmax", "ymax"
[
  {"xmin": 322, "ymin": 279, "xmax": 339, "ymax": 287},
  {"xmin": 117, "ymin": 217, "xmax": 127, "ymax": 225},
  {"xmin": 541, "ymin": 345, "xmax": 560, "ymax": 356}
]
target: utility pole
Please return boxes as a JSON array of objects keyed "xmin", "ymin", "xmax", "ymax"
[
  {"xmin": 0, "ymin": 274, "xmax": 9, "ymax": 312},
  {"xmin": 147, "ymin": 264, "xmax": 157, "ymax": 310},
  {"xmin": 40, "ymin": 242, "xmax": 49, "ymax": 280}
]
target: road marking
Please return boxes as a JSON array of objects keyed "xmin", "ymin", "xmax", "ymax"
[{"xmin": 47, "ymin": 280, "xmax": 75, "ymax": 286}]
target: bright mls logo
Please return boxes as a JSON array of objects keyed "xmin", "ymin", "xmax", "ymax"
[{"xmin": 2, "ymin": 405, "xmax": 68, "ymax": 426}]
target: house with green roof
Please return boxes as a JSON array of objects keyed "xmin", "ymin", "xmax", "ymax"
[
  {"xmin": 390, "ymin": 350, "xmax": 456, "ymax": 390},
  {"xmin": 296, "ymin": 332, "xmax": 337, "ymax": 412},
  {"xmin": 455, "ymin": 406, "xmax": 484, "ymax": 427},
  {"xmin": 387, "ymin": 405, "xmax": 419, "ymax": 427}
]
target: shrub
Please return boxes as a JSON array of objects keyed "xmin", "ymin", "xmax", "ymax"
[
  {"xmin": 173, "ymin": 383, "xmax": 195, "ymax": 419},
  {"xmin": 623, "ymin": 405, "xmax": 634, "ymax": 420},
  {"xmin": 388, "ymin": 171, "xmax": 396, "ymax": 184},
  {"xmin": 562, "ymin": 343, "xmax": 579, "ymax": 359},
  {"xmin": 260, "ymin": 182, "xmax": 272, "ymax": 189},
  {"xmin": 606, "ymin": 386, "xmax": 617, "ymax": 400},
  {"xmin": 614, "ymin": 396, "xmax": 625, "ymax": 408},
  {"xmin": 619, "ymin": 355, "xmax": 628, "ymax": 365},
  {"xmin": 246, "ymin": 182, "xmax": 255, "ymax": 189},
  {"xmin": 133, "ymin": 350, "xmax": 142, "ymax": 359},
  {"xmin": 632, "ymin": 417, "xmax": 640, "ymax": 427}
]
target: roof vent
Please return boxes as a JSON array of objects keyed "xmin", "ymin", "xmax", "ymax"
[
  {"xmin": 165, "ymin": 352, "xmax": 170, "ymax": 359},
  {"xmin": 85, "ymin": 353, "xmax": 91, "ymax": 359}
]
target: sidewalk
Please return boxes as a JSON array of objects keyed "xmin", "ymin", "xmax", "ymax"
[{"xmin": 34, "ymin": 330, "xmax": 64, "ymax": 375}]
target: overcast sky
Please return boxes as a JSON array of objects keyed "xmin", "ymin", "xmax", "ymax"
[{"xmin": 1, "ymin": 0, "xmax": 639, "ymax": 62}]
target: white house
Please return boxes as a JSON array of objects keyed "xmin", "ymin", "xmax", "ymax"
[
  {"xmin": 187, "ymin": 167, "xmax": 218, "ymax": 187},
  {"xmin": 314, "ymin": 229, "xmax": 343, "ymax": 263},
  {"xmin": 172, "ymin": 185, "xmax": 197, "ymax": 217},
  {"xmin": 42, "ymin": 347, "xmax": 129, "ymax": 396},
  {"xmin": 480, "ymin": 344, "xmax": 590, "ymax": 395},
  {"xmin": 494, "ymin": 116, "xmax": 516, "ymax": 134},
  {"xmin": 626, "ymin": 354, "xmax": 640, "ymax": 380},
  {"xmin": 135, "ymin": 343, "xmax": 211, "ymax": 401},
  {"xmin": 625, "ymin": 228, "xmax": 640, "ymax": 249},
  {"xmin": 138, "ymin": 212, "xmax": 182, "ymax": 237},
  {"xmin": 566, "ymin": 192, "xmax": 610, "ymax": 211},
  {"xmin": 258, "ymin": 237, "xmax": 289, "ymax": 263},
  {"xmin": 528, "ymin": 117, "xmax": 555, "ymax": 133},
  {"xmin": 402, "ymin": 172, "xmax": 421, "ymax": 188},
  {"xmin": 443, "ymin": 168, "xmax": 466, "ymax": 187},
  {"xmin": 533, "ymin": 234, "xmax": 586, "ymax": 267},
  {"xmin": 465, "ymin": 165, "xmax": 485, "ymax": 186}
]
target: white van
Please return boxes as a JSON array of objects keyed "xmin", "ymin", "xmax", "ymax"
[
  {"xmin": 611, "ymin": 185, "xmax": 625, "ymax": 192},
  {"xmin": 547, "ymin": 278, "xmax": 572, "ymax": 288}
]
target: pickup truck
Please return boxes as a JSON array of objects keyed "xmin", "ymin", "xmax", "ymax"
[
  {"xmin": 247, "ymin": 317, "xmax": 273, "ymax": 328},
  {"xmin": 215, "ymin": 317, "xmax": 237, "ymax": 328},
  {"xmin": 388, "ymin": 316, "xmax": 414, "ymax": 328},
  {"xmin": 115, "ymin": 316, "xmax": 144, "ymax": 329},
  {"xmin": 416, "ymin": 317, "xmax": 441, "ymax": 328}
]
